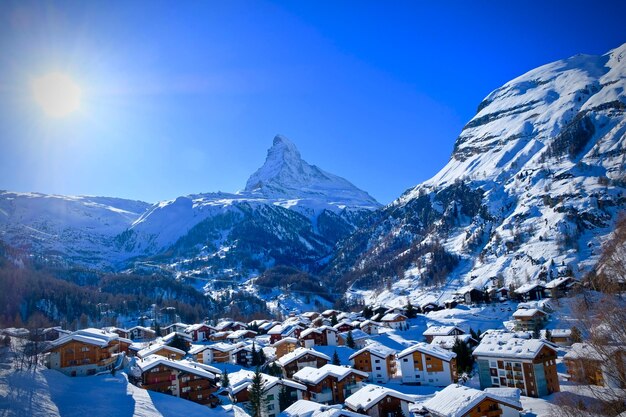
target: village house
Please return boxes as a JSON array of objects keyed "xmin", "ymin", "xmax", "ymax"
[
  {"xmin": 210, "ymin": 331, "xmax": 232, "ymax": 341},
  {"xmin": 421, "ymin": 384, "xmax": 523, "ymax": 417},
  {"xmin": 162, "ymin": 331, "xmax": 193, "ymax": 350},
  {"xmin": 293, "ymin": 364, "xmax": 369, "ymax": 405},
  {"xmin": 232, "ymin": 344, "xmax": 255, "ymax": 367},
  {"xmin": 300, "ymin": 312, "xmax": 320, "ymax": 321},
  {"xmin": 45, "ymin": 328, "xmax": 130, "ymax": 376},
  {"xmin": 277, "ymin": 347, "xmax": 331, "ymax": 378},
  {"xmin": 226, "ymin": 329, "xmax": 258, "ymax": 343},
  {"xmin": 333, "ymin": 321, "xmax": 356, "ymax": 333},
  {"xmin": 473, "ymin": 333, "xmax": 559, "ymax": 397},
  {"xmin": 105, "ymin": 327, "xmax": 130, "ymax": 339},
  {"xmin": 349, "ymin": 342, "xmax": 396, "ymax": 383},
  {"xmin": 273, "ymin": 337, "xmax": 299, "ymax": 358},
  {"xmin": 397, "ymin": 342, "xmax": 457, "ymax": 386},
  {"xmin": 344, "ymin": 384, "xmax": 414, "ymax": 417},
  {"xmin": 162, "ymin": 323, "xmax": 189, "ymax": 335},
  {"xmin": 359, "ymin": 320, "xmax": 381, "ymax": 335},
  {"xmin": 422, "ymin": 325, "xmax": 465, "ymax": 343},
  {"xmin": 513, "ymin": 283, "xmax": 546, "ymax": 301},
  {"xmin": 135, "ymin": 354, "xmax": 219, "ymax": 406},
  {"xmin": 544, "ymin": 276, "xmax": 576, "ymax": 298},
  {"xmin": 564, "ymin": 343, "xmax": 626, "ymax": 388},
  {"xmin": 205, "ymin": 342, "xmax": 237, "ymax": 363},
  {"xmin": 268, "ymin": 323, "xmax": 304, "ymax": 344},
  {"xmin": 299, "ymin": 326, "xmax": 338, "ymax": 348},
  {"xmin": 214, "ymin": 320, "xmax": 248, "ymax": 332},
  {"xmin": 228, "ymin": 370, "xmax": 306, "ymax": 417},
  {"xmin": 128, "ymin": 325, "xmax": 157, "ymax": 341},
  {"xmin": 184, "ymin": 323, "xmax": 215, "ymax": 342},
  {"xmin": 188, "ymin": 344, "xmax": 212, "ymax": 364},
  {"xmin": 137, "ymin": 343, "xmax": 185, "ymax": 360},
  {"xmin": 542, "ymin": 329, "xmax": 572, "ymax": 346},
  {"xmin": 457, "ymin": 286, "xmax": 487, "ymax": 304},
  {"xmin": 321, "ymin": 309, "xmax": 341, "ymax": 318},
  {"xmin": 379, "ymin": 313, "xmax": 408, "ymax": 330},
  {"xmin": 511, "ymin": 308, "xmax": 548, "ymax": 332}
]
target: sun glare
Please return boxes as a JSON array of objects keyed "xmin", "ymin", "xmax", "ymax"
[{"xmin": 31, "ymin": 72, "xmax": 82, "ymax": 118}]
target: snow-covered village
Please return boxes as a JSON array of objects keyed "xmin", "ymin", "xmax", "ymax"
[{"xmin": 1, "ymin": 2, "xmax": 625, "ymax": 417}]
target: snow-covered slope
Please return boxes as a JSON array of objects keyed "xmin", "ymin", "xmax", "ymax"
[
  {"xmin": 0, "ymin": 191, "xmax": 149, "ymax": 267},
  {"xmin": 329, "ymin": 43, "xmax": 626, "ymax": 306}
]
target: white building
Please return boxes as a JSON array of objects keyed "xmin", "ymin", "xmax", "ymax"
[{"xmin": 397, "ymin": 342, "xmax": 457, "ymax": 386}]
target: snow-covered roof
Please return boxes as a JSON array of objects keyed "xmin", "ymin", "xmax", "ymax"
[
  {"xmin": 229, "ymin": 370, "xmax": 306, "ymax": 395},
  {"xmin": 50, "ymin": 328, "xmax": 121, "ymax": 349},
  {"xmin": 162, "ymin": 331, "xmax": 192, "ymax": 342},
  {"xmin": 473, "ymin": 335, "xmax": 555, "ymax": 360},
  {"xmin": 514, "ymin": 282, "xmax": 546, "ymax": 294},
  {"xmin": 300, "ymin": 328, "xmax": 322, "ymax": 338},
  {"xmin": 277, "ymin": 347, "xmax": 330, "ymax": 366},
  {"xmin": 137, "ymin": 343, "xmax": 185, "ymax": 358},
  {"xmin": 563, "ymin": 343, "xmax": 613, "ymax": 361},
  {"xmin": 422, "ymin": 384, "xmax": 521, "ymax": 417},
  {"xmin": 544, "ymin": 276, "xmax": 574, "ymax": 289},
  {"xmin": 345, "ymin": 384, "xmax": 414, "ymax": 411},
  {"xmin": 226, "ymin": 329, "xmax": 257, "ymax": 339},
  {"xmin": 188, "ymin": 344, "xmax": 212, "ymax": 355},
  {"xmin": 207, "ymin": 342, "xmax": 237, "ymax": 352},
  {"xmin": 397, "ymin": 342, "xmax": 456, "ymax": 361},
  {"xmin": 293, "ymin": 364, "xmax": 368, "ymax": 385},
  {"xmin": 423, "ymin": 325, "xmax": 464, "ymax": 337},
  {"xmin": 164, "ymin": 322, "xmax": 189, "ymax": 330},
  {"xmin": 359, "ymin": 320, "xmax": 381, "ymax": 328},
  {"xmin": 128, "ymin": 325, "xmax": 155, "ymax": 334},
  {"xmin": 272, "ymin": 337, "xmax": 299, "ymax": 347},
  {"xmin": 136, "ymin": 354, "xmax": 218, "ymax": 380},
  {"xmin": 280, "ymin": 400, "xmax": 364, "ymax": 417},
  {"xmin": 338, "ymin": 329, "xmax": 370, "ymax": 342},
  {"xmin": 379, "ymin": 313, "xmax": 407, "ymax": 322},
  {"xmin": 349, "ymin": 341, "xmax": 396, "ymax": 360},
  {"xmin": 544, "ymin": 329, "xmax": 571, "ymax": 338},
  {"xmin": 430, "ymin": 334, "xmax": 476, "ymax": 350},
  {"xmin": 268, "ymin": 324, "xmax": 284, "ymax": 335},
  {"xmin": 512, "ymin": 308, "xmax": 547, "ymax": 318},
  {"xmin": 185, "ymin": 323, "xmax": 211, "ymax": 332}
]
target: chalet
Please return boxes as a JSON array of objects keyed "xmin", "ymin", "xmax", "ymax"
[
  {"xmin": 232, "ymin": 344, "xmax": 255, "ymax": 367},
  {"xmin": 333, "ymin": 321, "xmax": 355, "ymax": 333},
  {"xmin": 379, "ymin": 313, "xmax": 408, "ymax": 330},
  {"xmin": 300, "ymin": 326, "xmax": 338, "ymax": 348},
  {"xmin": 564, "ymin": 343, "xmax": 626, "ymax": 388},
  {"xmin": 277, "ymin": 347, "xmax": 330, "ymax": 378},
  {"xmin": 293, "ymin": 364, "xmax": 369, "ymax": 405},
  {"xmin": 279, "ymin": 400, "xmax": 365, "ymax": 417},
  {"xmin": 473, "ymin": 333, "xmax": 559, "ymax": 397},
  {"xmin": 105, "ymin": 327, "xmax": 129, "ymax": 339},
  {"xmin": 359, "ymin": 320, "xmax": 381, "ymax": 335},
  {"xmin": 162, "ymin": 323, "xmax": 189, "ymax": 335},
  {"xmin": 214, "ymin": 320, "xmax": 247, "ymax": 332},
  {"xmin": 344, "ymin": 384, "xmax": 414, "ymax": 417},
  {"xmin": 273, "ymin": 337, "xmax": 299, "ymax": 358},
  {"xmin": 162, "ymin": 331, "xmax": 192, "ymax": 350},
  {"xmin": 512, "ymin": 308, "xmax": 548, "ymax": 332},
  {"xmin": 514, "ymin": 283, "xmax": 546, "ymax": 301},
  {"xmin": 420, "ymin": 301, "xmax": 443, "ymax": 313},
  {"xmin": 542, "ymin": 329, "xmax": 572, "ymax": 346},
  {"xmin": 544, "ymin": 276, "xmax": 576, "ymax": 298},
  {"xmin": 422, "ymin": 385, "xmax": 522, "ymax": 417},
  {"xmin": 135, "ymin": 355, "xmax": 219, "ymax": 406},
  {"xmin": 495, "ymin": 287, "xmax": 510, "ymax": 301},
  {"xmin": 45, "ymin": 328, "xmax": 129, "ymax": 376},
  {"xmin": 128, "ymin": 326, "xmax": 156, "ymax": 341},
  {"xmin": 430, "ymin": 334, "xmax": 477, "ymax": 351},
  {"xmin": 205, "ymin": 342, "xmax": 237, "ymax": 363},
  {"xmin": 226, "ymin": 329, "xmax": 257, "ymax": 343},
  {"xmin": 349, "ymin": 342, "xmax": 396, "ymax": 383},
  {"xmin": 321, "ymin": 309, "xmax": 340, "ymax": 318},
  {"xmin": 228, "ymin": 370, "xmax": 306, "ymax": 417},
  {"xmin": 259, "ymin": 321, "xmax": 279, "ymax": 334},
  {"xmin": 268, "ymin": 324, "xmax": 304, "ymax": 344},
  {"xmin": 397, "ymin": 342, "xmax": 457, "ymax": 386},
  {"xmin": 185, "ymin": 323, "xmax": 215, "ymax": 342},
  {"xmin": 457, "ymin": 286, "xmax": 486, "ymax": 304},
  {"xmin": 300, "ymin": 312, "xmax": 320, "ymax": 321},
  {"xmin": 422, "ymin": 325, "xmax": 465, "ymax": 343},
  {"xmin": 188, "ymin": 344, "xmax": 212, "ymax": 364},
  {"xmin": 337, "ymin": 329, "xmax": 370, "ymax": 349},
  {"xmin": 137, "ymin": 343, "xmax": 185, "ymax": 360},
  {"xmin": 39, "ymin": 326, "xmax": 69, "ymax": 341},
  {"xmin": 210, "ymin": 331, "xmax": 232, "ymax": 341}
]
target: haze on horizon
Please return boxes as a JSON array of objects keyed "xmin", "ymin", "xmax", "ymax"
[{"xmin": 0, "ymin": 0, "xmax": 625, "ymax": 204}]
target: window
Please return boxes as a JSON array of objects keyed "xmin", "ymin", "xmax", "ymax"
[
  {"xmin": 267, "ymin": 394, "xmax": 275, "ymax": 401},
  {"xmin": 375, "ymin": 359, "xmax": 380, "ymax": 364},
  {"xmin": 267, "ymin": 404, "xmax": 275, "ymax": 411},
  {"xmin": 490, "ymin": 361, "xmax": 497, "ymax": 368},
  {"xmin": 182, "ymin": 387, "xmax": 191, "ymax": 393},
  {"xmin": 375, "ymin": 367, "xmax": 381, "ymax": 371},
  {"xmin": 81, "ymin": 347, "xmax": 89, "ymax": 352},
  {"xmin": 492, "ymin": 377, "xmax": 499, "ymax": 384},
  {"xmin": 403, "ymin": 358, "xmax": 408, "ymax": 362}
]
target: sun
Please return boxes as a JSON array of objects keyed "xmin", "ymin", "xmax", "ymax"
[{"xmin": 31, "ymin": 72, "xmax": 82, "ymax": 118}]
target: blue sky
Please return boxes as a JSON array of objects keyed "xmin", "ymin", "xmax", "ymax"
[{"xmin": 0, "ymin": 1, "xmax": 624, "ymax": 204}]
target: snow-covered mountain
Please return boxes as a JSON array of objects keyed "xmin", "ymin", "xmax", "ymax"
[
  {"xmin": 0, "ymin": 136, "xmax": 380, "ymax": 281},
  {"xmin": 328, "ymin": 43, "xmax": 626, "ymax": 307}
]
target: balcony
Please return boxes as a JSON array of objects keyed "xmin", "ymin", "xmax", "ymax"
[{"xmin": 312, "ymin": 389, "xmax": 333, "ymax": 404}]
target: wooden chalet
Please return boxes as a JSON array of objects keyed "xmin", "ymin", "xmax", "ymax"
[
  {"xmin": 277, "ymin": 347, "xmax": 330, "ymax": 378},
  {"xmin": 293, "ymin": 364, "xmax": 369, "ymax": 405}
]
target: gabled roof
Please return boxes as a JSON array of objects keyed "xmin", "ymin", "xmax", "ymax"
[
  {"xmin": 277, "ymin": 347, "xmax": 331, "ymax": 366},
  {"xmin": 137, "ymin": 343, "xmax": 186, "ymax": 358},
  {"xmin": 430, "ymin": 335, "xmax": 476, "ymax": 350},
  {"xmin": 349, "ymin": 341, "xmax": 395, "ymax": 360},
  {"xmin": 136, "ymin": 355, "xmax": 218, "ymax": 380},
  {"xmin": 229, "ymin": 370, "xmax": 306, "ymax": 395},
  {"xmin": 280, "ymin": 400, "xmax": 365, "ymax": 417},
  {"xmin": 293, "ymin": 364, "xmax": 368, "ymax": 385},
  {"xmin": 380, "ymin": 313, "xmax": 407, "ymax": 322},
  {"xmin": 227, "ymin": 329, "xmax": 257, "ymax": 339},
  {"xmin": 512, "ymin": 308, "xmax": 547, "ymax": 318},
  {"xmin": 397, "ymin": 342, "xmax": 457, "ymax": 361},
  {"xmin": 272, "ymin": 337, "xmax": 299, "ymax": 347},
  {"xmin": 162, "ymin": 331, "xmax": 192, "ymax": 342},
  {"xmin": 188, "ymin": 344, "xmax": 212, "ymax": 355},
  {"xmin": 514, "ymin": 282, "xmax": 546, "ymax": 294},
  {"xmin": 128, "ymin": 325, "xmax": 156, "ymax": 334},
  {"xmin": 50, "ymin": 328, "xmax": 120, "ymax": 349},
  {"xmin": 206, "ymin": 342, "xmax": 237, "ymax": 352},
  {"xmin": 544, "ymin": 276, "xmax": 574, "ymax": 289},
  {"xmin": 300, "ymin": 328, "xmax": 322, "ymax": 338},
  {"xmin": 423, "ymin": 384, "xmax": 522, "ymax": 417},
  {"xmin": 345, "ymin": 384, "xmax": 414, "ymax": 411},
  {"xmin": 423, "ymin": 325, "xmax": 464, "ymax": 337},
  {"xmin": 338, "ymin": 329, "xmax": 369, "ymax": 342},
  {"xmin": 185, "ymin": 323, "xmax": 211, "ymax": 332}
]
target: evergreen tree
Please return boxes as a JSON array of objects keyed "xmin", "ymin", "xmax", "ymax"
[
  {"xmin": 571, "ymin": 326, "xmax": 583, "ymax": 343},
  {"xmin": 251, "ymin": 341, "xmax": 259, "ymax": 367},
  {"xmin": 544, "ymin": 329, "xmax": 552, "ymax": 342},
  {"xmin": 405, "ymin": 300, "xmax": 416, "ymax": 319},
  {"xmin": 168, "ymin": 334, "xmax": 189, "ymax": 353},
  {"xmin": 469, "ymin": 327, "xmax": 478, "ymax": 340},
  {"xmin": 330, "ymin": 315, "xmax": 338, "ymax": 326},
  {"xmin": 221, "ymin": 370, "xmax": 230, "ymax": 388},
  {"xmin": 346, "ymin": 330, "xmax": 356, "ymax": 349},
  {"xmin": 362, "ymin": 305, "xmax": 373, "ymax": 319},
  {"xmin": 452, "ymin": 337, "xmax": 474, "ymax": 373},
  {"xmin": 247, "ymin": 367, "xmax": 269, "ymax": 417},
  {"xmin": 154, "ymin": 321, "xmax": 162, "ymax": 337},
  {"xmin": 278, "ymin": 383, "xmax": 294, "ymax": 411},
  {"xmin": 257, "ymin": 346, "xmax": 267, "ymax": 365},
  {"xmin": 332, "ymin": 350, "xmax": 341, "ymax": 365}
]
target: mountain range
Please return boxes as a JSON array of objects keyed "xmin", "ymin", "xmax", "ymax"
[{"xmin": 1, "ymin": 43, "xmax": 625, "ymax": 314}]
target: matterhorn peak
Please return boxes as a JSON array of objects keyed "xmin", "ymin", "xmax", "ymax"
[{"xmin": 243, "ymin": 135, "xmax": 380, "ymax": 209}]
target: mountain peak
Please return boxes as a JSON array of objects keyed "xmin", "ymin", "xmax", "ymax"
[{"xmin": 244, "ymin": 135, "xmax": 380, "ymax": 209}]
